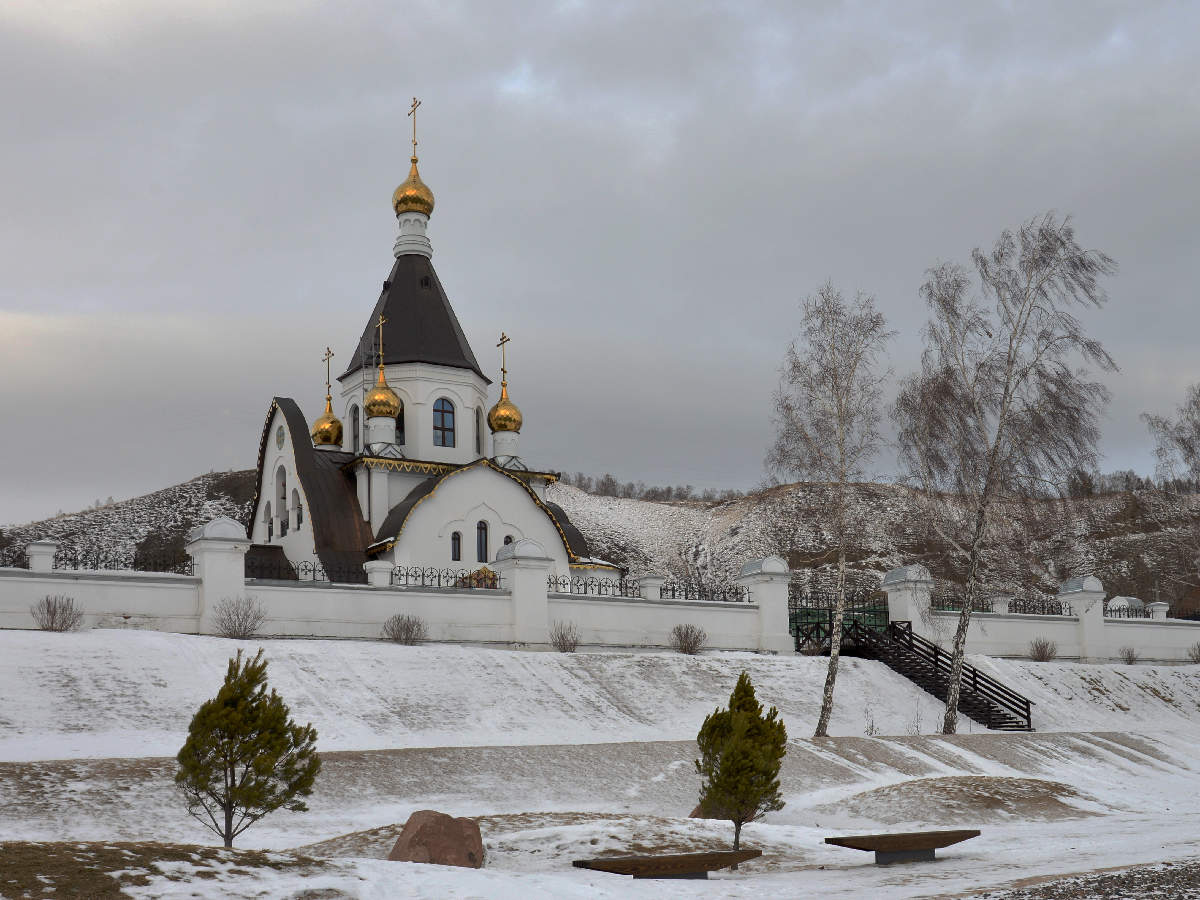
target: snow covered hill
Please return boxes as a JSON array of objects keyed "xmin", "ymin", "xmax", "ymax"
[
  {"xmin": 4, "ymin": 469, "xmax": 1198, "ymax": 604},
  {"xmin": 3, "ymin": 629, "xmax": 1200, "ymax": 762}
]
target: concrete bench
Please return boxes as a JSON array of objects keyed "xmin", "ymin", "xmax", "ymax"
[
  {"xmin": 572, "ymin": 849, "xmax": 761, "ymax": 879},
  {"xmin": 824, "ymin": 829, "xmax": 980, "ymax": 865}
]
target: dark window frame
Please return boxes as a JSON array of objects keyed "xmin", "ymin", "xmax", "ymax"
[
  {"xmin": 476, "ymin": 520, "xmax": 488, "ymax": 563},
  {"xmin": 434, "ymin": 397, "xmax": 456, "ymax": 447},
  {"xmin": 451, "ymin": 531, "xmax": 462, "ymax": 562}
]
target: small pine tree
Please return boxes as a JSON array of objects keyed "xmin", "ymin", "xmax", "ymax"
[
  {"xmin": 175, "ymin": 649, "xmax": 320, "ymax": 847},
  {"xmin": 695, "ymin": 671, "xmax": 788, "ymax": 855}
]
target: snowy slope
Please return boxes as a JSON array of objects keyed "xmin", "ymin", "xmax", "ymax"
[{"xmin": 3, "ymin": 630, "xmax": 1200, "ymax": 762}]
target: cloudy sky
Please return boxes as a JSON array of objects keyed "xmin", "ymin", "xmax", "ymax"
[{"xmin": 1, "ymin": 1, "xmax": 1197, "ymax": 525}]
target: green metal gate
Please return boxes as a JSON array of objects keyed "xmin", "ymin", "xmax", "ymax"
[{"xmin": 788, "ymin": 590, "xmax": 889, "ymax": 652}]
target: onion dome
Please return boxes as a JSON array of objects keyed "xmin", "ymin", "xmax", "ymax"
[
  {"xmin": 310, "ymin": 395, "xmax": 344, "ymax": 446},
  {"xmin": 391, "ymin": 157, "xmax": 435, "ymax": 217},
  {"xmin": 364, "ymin": 366, "xmax": 401, "ymax": 419},
  {"xmin": 487, "ymin": 382, "xmax": 523, "ymax": 433}
]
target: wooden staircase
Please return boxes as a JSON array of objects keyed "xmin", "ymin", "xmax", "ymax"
[{"xmin": 847, "ymin": 621, "xmax": 1033, "ymax": 731}]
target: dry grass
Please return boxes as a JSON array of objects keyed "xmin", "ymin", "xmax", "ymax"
[
  {"xmin": 0, "ymin": 841, "xmax": 326, "ymax": 898},
  {"xmin": 1119, "ymin": 646, "xmax": 1140, "ymax": 665}
]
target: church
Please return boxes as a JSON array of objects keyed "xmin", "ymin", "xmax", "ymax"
[{"xmin": 246, "ymin": 105, "xmax": 618, "ymax": 586}]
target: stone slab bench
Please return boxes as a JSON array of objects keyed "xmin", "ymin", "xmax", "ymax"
[
  {"xmin": 572, "ymin": 849, "xmax": 761, "ymax": 879},
  {"xmin": 824, "ymin": 829, "xmax": 981, "ymax": 865}
]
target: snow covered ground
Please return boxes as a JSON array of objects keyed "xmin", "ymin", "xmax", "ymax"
[{"xmin": 2, "ymin": 630, "xmax": 1200, "ymax": 898}]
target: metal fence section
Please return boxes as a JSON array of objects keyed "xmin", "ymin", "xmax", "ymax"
[
  {"xmin": 1104, "ymin": 603, "xmax": 1152, "ymax": 619},
  {"xmin": 51, "ymin": 549, "xmax": 194, "ymax": 576},
  {"xmin": 391, "ymin": 566, "xmax": 502, "ymax": 590},
  {"xmin": 659, "ymin": 580, "xmax": 750, "ymax": 603},
  {"xmin": 788, "ymin": 589, "xmax": 890, "ymax": 649},
  {"xmin": 546, "ymin": 575, "xmax": 641, "ymax": 597},
  {"xmin": 0, "ymin": 547, "xmax": 29, "ymax": 569},
  {"xmin": 930, "ymin": 593, "xmax": 993, "ymax": 613},
  {"xmin": 1009, "ymin": 597, "xmax": 1073, "ymax": 616},
  {"xmin": 243, "ymin": 557, "xmax": 366, "ymax": 584}
]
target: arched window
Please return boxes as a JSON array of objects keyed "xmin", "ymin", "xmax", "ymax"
[
  {"xmin": 350, "ymin": 405, "xmax": 361, "ymax": 453},
  {"xmin": 475, "ymin": 407, "xmax": 483, "ymax": 456},
  {"xmin": 264, "ymin": 501, "xmax": 273, "ymax": 541},
  {"xmin": 396, "ymin": 401, "xmax": 405, "ymax": 446},
  {"xmin": 291, "ymin": 488, "xmax": 302, "ymax": 529},
  {"xmin": 476, "ymin": 520, "xmax": 488, "ymax": 563},
  {"xmin": 434, "ymin": 398, "xmax": 456, "ymax": 447},
  {"xmin": 503, "ymin": 534, "xmax": 514, "ymax": 546},
  {"xmin": 276, "ymin": 467, "xmax": 288, "ymax": 537},
  {"xmin": 451, "ymin": 531, "xmax": 462, "ymax": 562}
]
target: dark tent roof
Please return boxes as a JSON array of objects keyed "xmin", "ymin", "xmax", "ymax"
[
  {"xmin": 249, "ymin": 398, "xmax": 375, "ymax": 578},
  {"xmin": 369, "ymin": 459, "xmax": 590, "ymax": 560},
  {"xmin": 340, "ymin": 254, "xmax": 489, "ymax": 383}
]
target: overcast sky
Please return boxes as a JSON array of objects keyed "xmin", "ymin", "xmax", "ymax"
[{"xmin": 2, "ymin": 1, "xmax": 1198, "ymax": 525}]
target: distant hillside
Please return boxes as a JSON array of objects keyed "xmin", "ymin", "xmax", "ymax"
[{"xmin": 4, "ymin": 470, "xmax": 1198, "ymax": 608}]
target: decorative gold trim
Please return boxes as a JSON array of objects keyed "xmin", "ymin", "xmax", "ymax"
[
  {"xmin": 350, "ymin": 458, "xmax": 457, "ymax": 476},
  {"xmin": 569, "ymin": 563, "xmax": 622, "ymax": 571}
]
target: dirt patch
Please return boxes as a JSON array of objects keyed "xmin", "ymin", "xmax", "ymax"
[
  {"xmin": 813, "ymin": 776, "xmax": 1104, "ymax": 826},
  {"xmin": 0, "ymin": 841, "xmax": 327, "ymax": 899}
]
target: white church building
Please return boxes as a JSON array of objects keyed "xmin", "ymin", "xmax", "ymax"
[{"xmin": 247, "ymin": 126, "xmax": 618, "ymax": 586}]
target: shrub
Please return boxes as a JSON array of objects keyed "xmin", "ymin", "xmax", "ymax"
[
  {"xmin": 213, "ymin": 596, "xmax": 266, "ymax": 639},
  {"xmin": 1118, "ymin": 645, "xmax": 1139, "ymax": 665},
  {"xmin": 670, "ymin": 623, "xmax": 707, "ymax": 655},
  {"xmin": 1028, "ymin": 637, "xmax": 1058, "ymax": 662},
  {"xmin": 382, "ymin": 613, "xmax": 427, "ymax": 645},
  {"xmin": 799, "ymin": 639, "xmax": 825, "ymax": 656},
  {"xmin": 549, "ymin": 620, "xmax": 580, "ymax": 653},
  {"xmin": 31, "ymin": 595, "xmax": 83, "ymax": 632},
  {"xmin": 862, "ymin": 705, "xmax": 879, "ymax": 736},
  {"xmin": 1188, "ymin": 642, "xmax": 1200, "ymax": 665}
]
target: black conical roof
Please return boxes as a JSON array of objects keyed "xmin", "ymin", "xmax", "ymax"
[{"xmin": 340, "ymin": 254, "xmax": 489, "ymax": 383}]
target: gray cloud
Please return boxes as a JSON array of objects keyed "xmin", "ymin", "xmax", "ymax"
[{"xmin": 2, "ymin": 1, "xmax": 1198, "ymax": 524}]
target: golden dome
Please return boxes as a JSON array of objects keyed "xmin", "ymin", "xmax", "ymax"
[
  {"xmin": 391, "ymin": 157, "xmax": 435, "ymax": 217},
  {"xmin": 487, "ymin": 382, "xmax": 523, "ymax": 433},
  {"xmin": 364, "ymin": 367, "xmax": 402, "ymax": 419},
  {"xmin": 311, "ymin": 395, "xmax": 344, "ymax": 447}
]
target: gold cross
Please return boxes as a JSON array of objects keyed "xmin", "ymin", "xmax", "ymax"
[
  {"xmin": 376, "ymin": 314, "xmax": 388, "ymax": 368},
  {"xmin": 322, "ymin": 346, "xmax": 335, "ymax": 393},
  {"xmin": 497, "ymin": 332, "xmax": 510, "ymax": 381},
  {"xmin": 408, "ymin": 97, "xmax": 421, "ymax": 158}
]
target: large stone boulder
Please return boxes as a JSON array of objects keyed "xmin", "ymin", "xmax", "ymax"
[{"xmin": 387, "ymin": 810, "xmax": 484, "ymax": 869}]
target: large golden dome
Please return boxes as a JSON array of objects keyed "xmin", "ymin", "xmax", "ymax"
[
  {"xmin": 391, "ymin": 157, "xmax": 435, "ymax": 217},
  {"xmin": 364, "ymin": 367, "xmax": 402, "ymax": 419},
  {"xmin": 487, "ymin": 382, "xmax": 523, "ymax": 433},
  {"xmin": 311, "ymin": 395, "xmax": 344, "ymax": 447}
]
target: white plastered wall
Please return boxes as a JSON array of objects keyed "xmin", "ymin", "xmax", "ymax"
[
  {"xmin": 381, "ymin": 465, "xmax": 571, "ymax": 573},
  {"xmin": 338, "ymin": 362, "xmax": 490, "ymax": 464},
  {"xmin": 248, "ymin": 406, "xmax": 320, "ymax": 566}
]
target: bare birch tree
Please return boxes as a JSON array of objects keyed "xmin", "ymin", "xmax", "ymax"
[
  {"xmin": 767, "ymin": 283, "xmax": 893, "ymax": 738},
  {"xmin": 1142, "ymin": 383, "xmax": 1200, "ymax": 599},
  {"xmin": 893, "ymin": 213, "xmax": 1117, "ymax": 734}
]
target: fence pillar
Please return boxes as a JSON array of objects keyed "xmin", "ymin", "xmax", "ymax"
[
  {"xmin": 493, "ymin": 539, "xmax": 552, "ymax": 645},
  {"xmin": 363, "ymin": 560, "xmax": 393, "ymax": 587},
  {"xmin": 735, "ymin": 556, "xmax": 794, "ymax": 655},
  {"xmin": 881, "ymin": 565, "xmax": 934, "ymax": 639},
  {"xmin": 185, "ymin": 517, "xmax": 250, "ymax": 635},
  {"xmin": 1059, "ymin": 575, "xmax": 1105, "ymax": 662},
  {"xmin": 1147, "ymin": 601, "xmax": 1170, "ymax": 621},
  {"xmin": 639, "ymin": 574, "xmax": 666, "ymax": 601},
  {"xmin": 989, "ymin": 594, "xmax": 1011, "ymax": 615},
  {"xmin": 26, "ymin": 540, "xmax": 57, "ymax": 573}
]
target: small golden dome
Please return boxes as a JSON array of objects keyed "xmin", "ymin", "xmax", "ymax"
[
  {"xmin": 311, "ymin": 395, "xmax": 344, "ymax": 447},
  {"xmin": 391, "ymin": 157, "xmax": 435, "ymax": 217},
  {"xmin": 364, "ymin": 367, "xmax": 401, "ymax": 419},
  {"xmin": 487, "ymin": 382, "xmax": 523, "ymax": 433}
]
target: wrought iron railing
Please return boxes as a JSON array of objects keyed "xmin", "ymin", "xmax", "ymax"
[
  {"xmin": 243, "ymin": 557, "xmax": 366, "ymax": 584},
  {"xmin": 546, "ymin": 575, "xmax": 640, "ymax": 597},
  {"xmin": 659, "ymin": 580, "xmax": 749, "ymax": 603},
  {"xmin": 51, "ymin": 549, "xmax": 194, "ymax": 576},
  {"xmin": 1009, "ymin": 597, "xmax": 1073, "ymax": 616},
  {"xmin": 1104, "ymin": 603, "xmax": 1152, "ymax": 619},
  {"xmin": 391, "ymin": 566, "xmax": 502, "ymax": 590},
  {"xmin": 0, "ymin": 547, "xmax": 29, "ymax": 569},
  {"xmin": 931, "ymin": 593, "xmax": 993, "ymax": 613},
  {"xmin": 788, "ymin": 589, "xmax": 890, "ymax": 645}
]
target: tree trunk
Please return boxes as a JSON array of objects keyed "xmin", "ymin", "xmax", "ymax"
[
  {"xmin": 731, "ymin": 819, "xmax": 742, "ymax": 868},
  {"xmin": 224, "ymin": 805, "xmax": 234, "ymax": 849},
  {"xmin": 941, "ymin": 497, "xmax": 990, "ymax": 734},
  {"xmin": 814, "ymin": 545, "xmax": 847, "ymax": 737}
]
